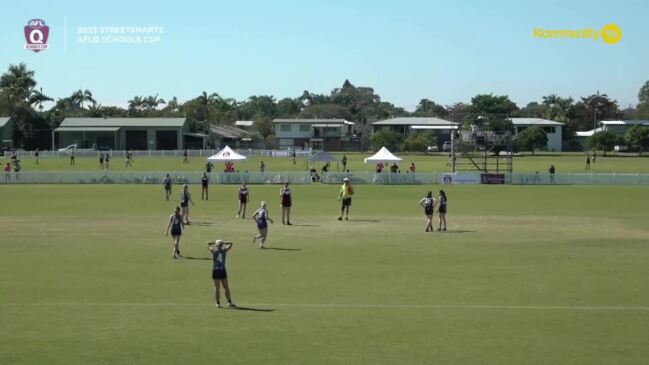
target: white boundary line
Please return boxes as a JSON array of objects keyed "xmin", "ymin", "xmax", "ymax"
[{"xmin": 2, "ymin": 303, "xmax": 649, "ymax": 311}]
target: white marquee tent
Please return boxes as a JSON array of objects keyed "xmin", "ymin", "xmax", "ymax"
[
  {"xmin": 207, "ymin": 145, "xmax": 247, "ymax": 161},
  {"xmin": 364, "ymin": 146, "xmax": 402, "ymax": 163}
]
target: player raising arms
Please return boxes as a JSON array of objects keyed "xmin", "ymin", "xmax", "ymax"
[
  {"xmin": 163, "ymin": 174, "xmax": 172, "ymax": 201},
  {"xmin": 279, "ymin": 183, "xmax": 292, "ymax": 225},
  {"xmin": 419, "ymin": 191, "xmax": 436, "ymax": 232},
  {"xmin": 437, "ymin": 190, "xmax": 448, "ymax": 231},
  {"xmin": 206, "ymin": 239, "xmax": 236, "ymax": 308},
  {"xmin": 165, "ymin": 206, "xmax": 184, "ymax": 259},
  {"xmin": 337, "ymin": 177, "xmax": 354, "ymax": 221},
  {"xmin": 252, "ymin": 201, "xmax": 274, "ymax": 249},
  {"xmin": 180, "ymin": 184, "xmax": 195, "ymax": 225},
  {"xmin": 236, "ymin": 182, "xmax": 249, "ymax": 219}
]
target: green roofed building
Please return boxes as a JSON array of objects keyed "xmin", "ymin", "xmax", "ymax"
[{"xmin": 53, "ymin": 117, "xmax": 199, "ymax": 150}]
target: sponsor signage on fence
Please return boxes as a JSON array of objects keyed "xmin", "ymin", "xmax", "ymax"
[
  {"xmin": 481, "ymin": 173, "xmax": 506, "ymax": 184},
  {"xmin": 441, "ymin": 173, "xmax": 481, "ymax": 185}
]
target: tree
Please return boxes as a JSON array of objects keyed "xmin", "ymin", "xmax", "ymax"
[
  {"xmin": 413, "ymin": 99, "xmax": 448, "ymax": 117},
  {"xmin": 567, "ymin": 92, "xmax": 621, "ymax": 131},
  {"xmin": 625, "ymin": 126, "xmax": 649, "ymax": 156},
  {"xmin": 401, "ymin": 132, "xmax": 436, "ymax": 152},
  {"xmin": 586, "ymin": 131, "xmax": 617, "ymax": 156},
  {"xmin": 638, "ymin": 80, "xmax": 649, "ymax": 105},
  {"xmin": 515, "ymin": 127, "xmax": 547, "ymax": 155},
  {"xmin": 370, "ymin": 128, "xmax": 403, "ymax": 151},
  {"xmin": 637, "ymin": 81, "xmax": 649, "ymax": 119},
  {"xmin": 0, "ymin": 63, "xmax": 36, "ymax": 103}
]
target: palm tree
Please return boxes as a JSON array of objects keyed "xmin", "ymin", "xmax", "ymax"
[
  {"xmin": 0, "ymin": 63, "xmax": 37, "ymax": 102},
  {"xmin": 28, "ymin": 87, "xmax": 53, "ymax": 111},
  {"xmin": 143, "ymin": 93, "xmax": 165, "ymax": 110}
]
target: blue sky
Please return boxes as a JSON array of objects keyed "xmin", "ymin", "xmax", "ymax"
[{"xmin": 2, "ymin": 0, "xmax": 647, "ymax": 110}]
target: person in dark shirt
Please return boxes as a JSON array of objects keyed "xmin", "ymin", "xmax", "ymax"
[
  {"xmin": 34, "ymin": 149, "xmax": 39, "ymax": 165},
  {"xmin": 419, "ymin": 191, "xmax": 436, "ymax": 232},
  {"xmin": 236, "ymin": 183, "xmax": 249, "ymax": 219},
  {"xmin": 182, "ymin": 149, "xmax": 189, "ymax": 164},
  {"xmin": 206, "ymin": 239, "xmax": 236, "ymax": 308},
  {"xmin": 180, "ymin": 184, "xmax": 194, "ymax": 225},
  {"xmin": 549, "ymin": 165, "xmax": 556, "ymax": 184},
  {"xmin": 165, "ymin": 206, "xmax": 184, "ymax": 259},
  {"xmin": 437, "ymin": 190, "xmax": 448, "ymax": 231},
  {"xmin": 163, "ymin": 174, "xmax": 172, "ymax": 201},
  {"xmin": 280, "ymin": 183, "xmax": 293, "ymax": 225},
  {"xmin": 342, "ymin": 154, "xmax": 347, "ymax": 171},
  {"xmin": 201, "ymin": 172, "xmax": 209, "ymax": 200}
]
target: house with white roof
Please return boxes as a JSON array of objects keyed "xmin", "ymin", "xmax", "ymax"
[
  {"xmin": 272, "ymin": 118, "xmax": 355, "ymax": 150},
  {"xmin": 509, "ymin": 118, "xmax": 563, "ymax": 152},
  {"xmin": 597, "ymin": 120, "xmax": 649, "ymax": 135}
]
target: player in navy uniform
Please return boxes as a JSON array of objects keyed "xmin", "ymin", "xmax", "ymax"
[
  {"xmin": 201, "ymin": 172, "xmax": 209, "ymax": 200},
  {"xmin": 99, "ymin": 153, "xmax": 105, "ymax": 169},
  {"xmin": 206, "ymin": 239, "xmax": 236, "ymax": 308},
  {"xmin": 34, "ymin": 149, "xmax": 39, "ymax": 165},
  {"xmin": 437, "ymin": 190, "xmax": 448, "ymax": 231},
  {"xmin": 180, "ymin": 184, "xmax": 194, "ymax": 225},
  {"xmin": 252, "ymin": 201, "xmax": 274, "ymax": 248},
  {"xmin": 182, "ymin": 149, "xmax": 189, "ymax": 164},
  {"xmin": 419, "ymin": 191, "xmax": 436, "ymax": 232},
  {"xmin": 105, "ymin": 153, "xmax": 111, "ymax": 169},
  {"xmin": 279, "ymin": 183, "xmax": 292, "ymax": 225},
  {"xmin": 165, "ymin": 207, "xmax": 184, "ymax": 259},
  {"xmin": 163, "ymin": 174, "xmax": 172, "ymax": 201},
  {"xmin": 236, "ymin": 182, "xmax": 249, "ymax": 219}
]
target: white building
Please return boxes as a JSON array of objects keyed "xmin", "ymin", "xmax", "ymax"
[
  {"xmin": 510, "ymin": 118, "xmax": 563, "ymax": 152},
  {"xmin": 272, "ymin": 118, "xmax": 355, "ymax": 150}
]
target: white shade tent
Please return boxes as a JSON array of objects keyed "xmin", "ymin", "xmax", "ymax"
[
  {"xmin": 364, "ymin": 146, "xmax": 402, "ymax": 163},
  {"xmin": 207, "ymin": 145, "xmax": 247, "ymax": 161}
]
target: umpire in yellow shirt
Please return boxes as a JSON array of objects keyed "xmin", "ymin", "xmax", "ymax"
[{"xmin": 337, "ymin": 177, "xmax": 354, "ymax": 221}]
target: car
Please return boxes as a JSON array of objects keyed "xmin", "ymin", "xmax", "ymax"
[
  {"xmin": 427, "ymin": 145, "xmax": 438, "ymax": 152},
  {"xmin": 442, "ymin": 141, "xmax": 451, "ymax": 152},
  {"xmin": 614, "ymin": 145, "xmax": 628, "ymax": 152},
  {"xmin": 57, "ymin": 144, "xmax": 78, "ymax": 152}
]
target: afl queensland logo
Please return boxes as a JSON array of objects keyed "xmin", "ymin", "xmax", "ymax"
[{"xmin": 24, "ymin": 19, "xmax": 50, "ymax": 52}]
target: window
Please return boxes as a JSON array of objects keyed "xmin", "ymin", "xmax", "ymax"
[
  {"xmin": 516, "ymin": 126, "xmax": 527, "ymax": 133},
  {"xmin": 299, "ymin": 124, "xmax": 310, "ymax": 132},
  {"xmin": 280, "ymin": 124, "xmax": 291, "ymax": 132},
  {"xmin": 543, "ymin": 126, "xmax": 556, "ymax": 134},
  {"xmin": 324, "ymin": 127, "xmax": 337, "ymax": 133}
]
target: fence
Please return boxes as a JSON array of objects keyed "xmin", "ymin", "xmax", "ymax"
[
  {"xmin": 3, "ymin": 149, "xmax": 313, "ymax": 159},
  {"xmin": 1, "ymin": 171, "xmax": 648, "ymax": 185}
]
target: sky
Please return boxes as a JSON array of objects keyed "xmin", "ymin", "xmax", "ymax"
[{"xmin": 1, "ymin": 0, "xmax": 648, "ymax": 110}]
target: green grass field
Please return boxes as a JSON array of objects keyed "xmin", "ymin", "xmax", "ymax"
[
  {"xmin": 7, "ymin": 152, "xmax": 649, "ymax": 174},
  {"xmin": 2, "ymin": 184, "xmax": 649, "ymax": 364}
]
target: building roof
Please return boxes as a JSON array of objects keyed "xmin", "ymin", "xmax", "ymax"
[
  {"xmin": 600, "ymin": 120, "xmax": 649, "ymax": 126},
  {"xmin": 509, "ymin": 118, "xmax": 562, "ymax": 126},
  {"xmin": 210, "ymin": 125, "xmax": 256, "ymax": 139},
  {"xmin": 372, "ymin": 117, "xmax": 457, "ymax": 126},
  {"xmin": 60, "ymin": 117, "xmax": 187, "ymax": 128},
  {"xmin": 0, "ymin": 117, "xmax": 11, "ymax": 128},
  {"xmin": 273, "ymin": 118, "xmax": 354, "ymax": 125},
  {"xmin": 55, "ymin": 127, "xmax": 120, "ymax": 132}
]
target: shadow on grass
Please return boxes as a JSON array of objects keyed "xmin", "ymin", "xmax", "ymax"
[
  {"xmin": 231, "ymin": 306, "xmax": 275, "ymax": 312},
  {"xmin": 183, "ymin": 256, "xmax": 211, "ymax": 260},
  {"xmin": 265, "ymin": 247, "xmax": 301, "ymax": 251},
  {"xmin": 347, "ymin": 219, "xmax": 381, "ymax": 223},
  {"xmin": 439, "ymin": 230, "xmax": 475, "ymax": 234},
  {"xmin": 290, "ymin": 224, "xmax": 319, "ymax": 227},
  {"xmin": 189, "ymin": 221, "xmax": 216, "ymax": 227}
]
